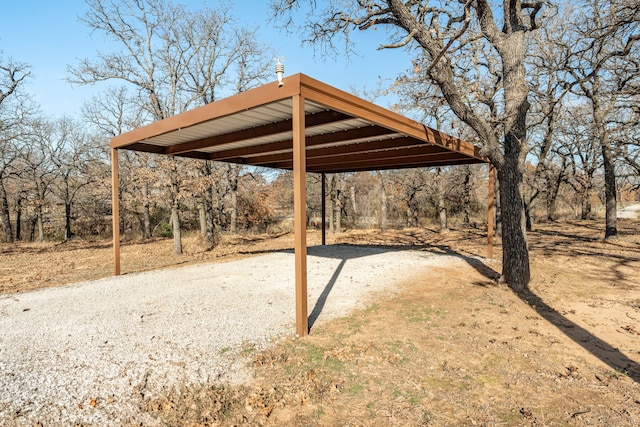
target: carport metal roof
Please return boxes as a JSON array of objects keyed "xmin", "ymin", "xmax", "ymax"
[
  {"xmin": 110, "ymin": 74, "xmax": 486, "ymax": 172},
  {"xmin": 110, "ymin": 73, "xmax": 492, "ymax": 336}
]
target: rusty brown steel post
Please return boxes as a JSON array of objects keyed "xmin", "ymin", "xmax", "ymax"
[
  {"xmin": 292, "ymin": 94, "xmax": 308, "ymax": 336},
  {"xmin": 321, "ymin": 172, "xmax": 326, "ymax": 246},
  {"xmin": 111, "ymin": 148, "xmax": 121, "ymax": 275}
]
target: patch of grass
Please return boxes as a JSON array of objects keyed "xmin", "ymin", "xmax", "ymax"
[
  {"xmin": 348, "ymin": 382, "xmax": 365, "ymax": 395},
  {"xmin": 423, "ymin": 376, "xmax": 455, "ymax": 391},
  {"xmin": 399, "ymin": 303, "xmax": 443, "ymax": 323},
  {"xmin": 240, "ymin": 342, "xmax": 256, "ymax": 356}
]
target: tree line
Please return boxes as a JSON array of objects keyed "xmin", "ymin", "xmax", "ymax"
[{"xmin": 1, "ymin": 0, "xmax": 639, "ymax": 291}]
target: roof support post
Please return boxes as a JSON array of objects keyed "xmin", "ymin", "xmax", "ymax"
[
  {"xmin": 292, "ymin": 94, "xmax": 309, "ymax": 336},
  {"xmin": 321, "ymin": 172, "xmax": 326, "ymax": 246},
  {"xmin": 487, "ymin": 163, "xmax": 495, "ymax": 259},
  {"xmin": 111, "ymin": 148, "xmax": 121, "ymax": 275}
]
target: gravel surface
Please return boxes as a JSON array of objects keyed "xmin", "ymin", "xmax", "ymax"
[
  {"xmin": 0, "ymin": 245, "xmax": 458, "ymax": 426},
  {"xmin": 617, "ymin": 203, "xmax": 640, "ymax": 219}
]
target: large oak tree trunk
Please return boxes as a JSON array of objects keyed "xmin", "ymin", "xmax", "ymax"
[{"xmin": 497, "ymin": 158, "xmax": 530, "ymax": 291}]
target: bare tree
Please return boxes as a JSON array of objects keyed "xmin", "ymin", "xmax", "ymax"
[
  {"xmin": 20, "ymin": 119, "xmax": 59, "ymax": 241},
  {"xmin": 558, "ymin": 105, "xmax": 601, "ymax": 219},
  {"xmin": 0, "ymin": 57, "xmax": 32, "ymax": 242},
  {"xmin": 71, "ymin": 0, "xmax": 272, "ymax": 250},
  {"xmin": 559, "ymin": 0, "xmax": 640, "ymax": 239},
  {"xmin": 48, "ymin": 118, "xmax": 105, "ymax": 241},
  {"xmin": 272, "ymin": 0, "xmax": 547, "ymax": 289},
  {"xmin": 81, "ymin": 87, "xmax": 155, "ymax": 239}
]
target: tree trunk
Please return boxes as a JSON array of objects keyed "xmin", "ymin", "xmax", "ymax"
[
  {"xmin": 201, "ymin": 187, "xmax": 217, "ymax": 249},
  {"xmin": 524, "ymin": 201, "xmax": 532, "ymax": 232},
  {"xmin": 350, "ymin": 185, "xmax": 357, "ymax": 217},
  {"xmin": 170, "ymin": 162, "xmax": 182, "ymax": 255},
  {"xmin": 230, "ymin": 189, "xmax": 237, "ymax": 233},
  {"xmin": 601, "ymin": 143, "xmax": 617, "ymax": 239},
  {"xmin": 141, "ymin": 185, "xmax": 152, "ymax": 239},
  {"xmin": 546, "ymin": 169, "xmax": 562, "ymax": 221},
  {"xmin": 329, "ymin": 175, "xmax": 336, "ymax": 234},
  {"xmin": 495, "ymin": 174, "xmax": 502, "ymax": 237},
  {"xmin": 64, "ymin": 202, "xmax": 72, "ymax": 241},
  {"xmin": 334, "ymin": 191, "xmax": 341, "ymax": 233},
  {"xmin": 15, "ymin": 195, "xmax": 22, "ymax": 241},
  {"xmin": 581, "ymin": 187, "xmax": 593, "ymax": 220},
  {"xmin": 497, "ymin": 158, "xmax": 530, "ymax": 290},
  {"xmin": 171, "ymin": 203, "xmax": 182, "ymax": 255},
  {"xmin": 436, "ymin": 168, "xmax": 447, "ymax": 232},
  {"xmin": 0, "ymin": 181, "xmax": 13, "ymax": 243},
  {"xmin": 462, "ymin": 166, "xmax": 471, "ymax": 226},
  {"xmin": 377, "ymin": 171, "xmax": 387, "ymax": 232},
  {"xmin": 36, "ymin": 204, "xmax": 44, "ymax": 241},
  {"xmin": 406, "ymin": 194, "xmax": 418, "ymax": 227},
  {"xmin": 199, "ymin": 202, "xmax": 207, "ymax": 238},
  {"xmin": 228, "ymin": 165, "xmax": 238, "ymax": 234}
]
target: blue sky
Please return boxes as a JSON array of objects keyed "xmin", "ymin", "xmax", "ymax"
[{"xmin": 1, "ymin": 0, "xmax": 411, "ymax": 118}]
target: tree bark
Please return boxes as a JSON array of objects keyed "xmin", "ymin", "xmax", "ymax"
[
  {"xmin": 581, "ymin": 187, "xmax": 593, "ymax": 220},
  {"xmin": 64, "ymin": 202, "xmax": 73, "ymax": 241},
  {"xmin": 497, "ymin": 158, "xmax": 530, "ymax": 290},
  {"xmin": 0, "ymin": 180, "xmax": 13, "ymax": 243},
  {"xmin": 141, "ymin": 184, "xmax": 152, "ymax": 239},
  {"xmin": 601, "ymin": 143, "xmax": 618, "ymax": 239},
  {"xmin": 170, "ymin": 161, "xmax": 182, "ymax": 255},
  {"xmin": 524, "ymin": 200, "xmax": 533, "ymax": 232},
  {"xmin": 199, "ymin": 201, "xmax": 207, "ymax": 238},
  {"xmin": 171, "ymin": 203, "xmax": 182, "ymax": 255},
  {"xmin": 462, "ymin": 166, "xmax": 471, "ymax": 225},
  {"xmin": 228, "ymin": 165, "xmax": 239, "ymax": 234},
  {"xmin": 436, "ymin": 168, "xmax": 448, "ymax": 232},
  {"xmin": 329, "ymin": 175, "xmax": 336, "ymax": 234},
  {"xmin": 36, "ymin": 204, "xmax": 44, "ymax": 242},
  {"xmin": 350, "ymin": 184, "xmax": 357, "ymax": 217},
  {"xmin": 15, "ymin": 195, "xmax": 22, "ymax": 241},
  {"xmin": 545, "ymin": 168, "xmax": 563, "ymax": 221},
  {"xmin": 377, "ymin": 171, "xmax": 388, "ymax": 232}
]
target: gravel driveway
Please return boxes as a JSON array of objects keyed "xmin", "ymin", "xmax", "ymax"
[
  {"xmin": 0, "ymin": 244, "xmax": 458, "ymax": 426},
  {"xmin": 617, "ymin": 203, "xmax": 640, "ymax": 219}
]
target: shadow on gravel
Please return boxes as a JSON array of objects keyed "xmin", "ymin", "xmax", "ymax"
[{"xmin": 306, "ymin": 244, "xmax": 402, "ymax": 331}]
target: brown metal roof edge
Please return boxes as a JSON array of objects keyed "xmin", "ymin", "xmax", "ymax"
[
  {"xmin": 110, "ymin": 74, "xmax": 304, "ymax": 149},
  {"xmin": 298, "ymin": 74, "xmax": 485, "ymax": 162},
  {"xmin": 110, "ymin": 73, "xmax": 487, "ymax": 164}
]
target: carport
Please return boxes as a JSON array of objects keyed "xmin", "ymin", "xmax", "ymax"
[{"xmin": 110, "ymin": 73, "xmax": 492, "ymax": 336}]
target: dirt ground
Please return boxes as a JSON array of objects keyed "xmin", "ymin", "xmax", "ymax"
[{"xmin": 2, "ymin": 220, "xmax": 640, "ymax": 426}]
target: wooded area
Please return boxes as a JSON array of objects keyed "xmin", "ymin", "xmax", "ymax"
[{"xmin": 1, "ymin": 0, "xmax": 639, "ymax": 288}]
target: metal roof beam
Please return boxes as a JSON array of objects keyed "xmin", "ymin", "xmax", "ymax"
[{"xmin": 206, "ymin": 125, "xmax": 397, "ymax": 161}]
